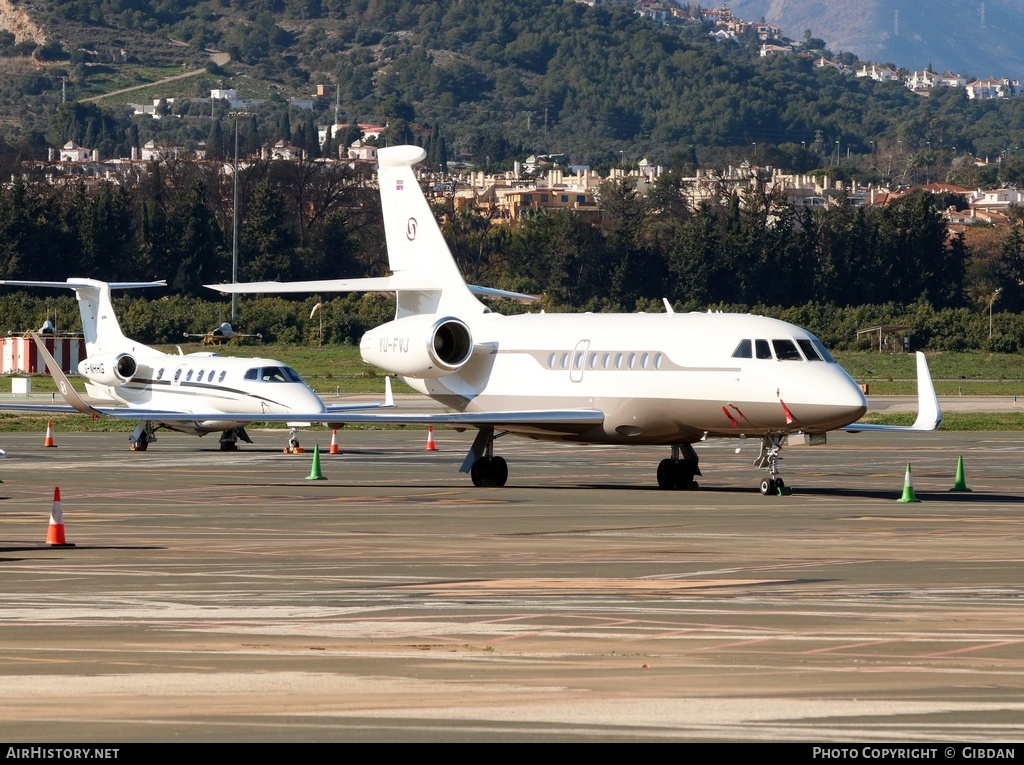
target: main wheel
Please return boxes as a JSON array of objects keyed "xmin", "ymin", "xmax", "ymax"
[
  {"xmin": 674, "ymin": 462, "xmax": 697, "ymax": 490},
  {"xmin": 471, "ymin": 457, "xmax": 508, "ymax": 487},
  {"xmin": 489, "ymin": 456, "xmax": 508, "ymax": 487},
  {"xmin": 656, "ymin": 459, "xmax": 675, "ymax": 489},
  {"xmin": 760, "ymin": 478, "xmax": 775, "ymax": 496}
]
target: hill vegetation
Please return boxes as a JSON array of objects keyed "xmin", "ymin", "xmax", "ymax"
[{"xmin": 0, "ymin": 0, "xmax": 1019, "ymax": 175}]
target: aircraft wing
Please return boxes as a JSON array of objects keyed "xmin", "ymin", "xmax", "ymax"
[
  {"xmin": 842, "ymin": 351, "xmax": 942, "ymax": 432},
  {"xmin": 168, "ymin": 408, "xmax": 607, "ymax": 429},
  {"xmin": 323, "ymin": 376, "xmax": 395, "ymax": 413},
  {"xmin": 0, "ymin": 401, "xmax": 83, "ymax": 414}
]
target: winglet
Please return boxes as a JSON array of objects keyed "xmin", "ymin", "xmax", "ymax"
[
  {"xmin": 842, "ymin": 351, "xmax": 941, "ymax": 433},
  {"xmin": 29, "ymin": 332, "xmax": 101, "ymax": 416},
  {"xmin": 910, "ymin": 351, "xmax": 942, "ymax": 431}
]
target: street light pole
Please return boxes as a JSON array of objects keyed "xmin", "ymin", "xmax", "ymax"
[
  {"xmin": 990, "ymin": 287, "xmax": 1002, "ymax": 339},
  {"xmin": 231, "ymin": 114, "xmax": 240, "ymax": 324}
]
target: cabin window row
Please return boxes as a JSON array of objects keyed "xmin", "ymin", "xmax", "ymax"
[
  {"xmin": 731, "ymin": 338, "xmax": 835, "ymax": 363},
  {"xmin": 150, "ymin": 366, "xmax": 302, "ymax": 384},
  {"xmin": 546, "ymin": 350, "xmax": 664, "ymax": 371},
  {"xmin": 154, "ymin": 368, "xmax": 228, "ymax": 383}
]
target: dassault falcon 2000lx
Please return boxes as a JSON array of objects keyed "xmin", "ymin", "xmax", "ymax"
[
  {"xmin": 0, "ymin": 279, "xmax": 392, "ymax": 451},
  {"xmin": 207, "ymin": 145, "xmax": 941, "ymax": 494}
]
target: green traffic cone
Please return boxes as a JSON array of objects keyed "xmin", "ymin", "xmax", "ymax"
[
  {"xmin": 897, "ymin": 463, "xmax": 920, "ymax": 503},
  {"xmin": 949, "ymin": 455, "xmax": 971, "ymax": 492},
  {"xmin": 305, "ymin": 444, "xmax": 326, "ymax": 481}
]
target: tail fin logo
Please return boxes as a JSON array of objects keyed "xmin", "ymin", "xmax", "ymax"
[
  {"xmin": 396, "ymin": 179, "xmax": 404, "ymax": 191},
  {"xmin": 406, "ymin": 218, "xmax": 418, "ymax": 241}
]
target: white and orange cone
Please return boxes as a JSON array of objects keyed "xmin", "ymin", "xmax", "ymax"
[
  {"xmin": 44, "ymin": 420, "xmax": 57, "ymax": 448},
  {"xmin": 425, "ymin": 426, "xmax": 438, "ymax": 451},
  {"xmin": 46, "ymin": 487, "xmax": 74, "ymax": 547},
  {"xmin": 329, "ymin": 429, "xmax": 340, "ymax": 454}
]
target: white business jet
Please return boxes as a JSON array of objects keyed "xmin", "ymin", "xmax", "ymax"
[
  {"xmin": 0, "ymin": 278, "xmax": 392, "ymax": 451},
  {"xmin": 207, "ymin": 145, "xmax": 940, "ymax": 494}
]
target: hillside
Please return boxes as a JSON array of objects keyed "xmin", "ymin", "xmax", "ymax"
[
  {"xmin": 0, "ymin": 0, "xmax": 1022, "ymax": 173},
  {"xmin": 729, "ymin": 0, "xmax": 1024, "ymax": 78}
]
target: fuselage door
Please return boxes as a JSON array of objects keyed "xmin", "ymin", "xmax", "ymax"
[{"xmin": 570, "ymin": 339, "xmax": 590, "ymax": 383}]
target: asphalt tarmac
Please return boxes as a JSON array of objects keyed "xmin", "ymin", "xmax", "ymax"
[{"xmin": 0, "ymin": 423, "xmax": 1023, "ymax": 742}]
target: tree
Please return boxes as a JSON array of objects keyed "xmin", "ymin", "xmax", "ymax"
[{"xmin": 242, "ymin": 179, "xmax": 295, "ymax": 282}]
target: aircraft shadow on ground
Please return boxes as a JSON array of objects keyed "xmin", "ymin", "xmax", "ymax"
[
  {"xmin": 0, "ymin": 545, "xmax": 165, "ymax": 554},
  {"xmin": 526, "ymin": 484, "xmax": 1024, "ymax": 503}
]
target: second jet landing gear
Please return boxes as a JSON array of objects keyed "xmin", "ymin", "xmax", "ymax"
[
  {"xmin": 755, "ymin": 433, "xmax": 793, "ymax": 496},
  {"xmin": 463, "ymin": 427, "xmax": 509, "ymax": 487},
  {"xmin": 129, "ymin": 421, "xmax": 157, "ymax": 451},
  {"xmin": 657, "ymin": 443, "xmax": 701, "ymax": 490},
  {"xmin": 220, "ymin": 427, "xmax": 253, "ymax": 452}
]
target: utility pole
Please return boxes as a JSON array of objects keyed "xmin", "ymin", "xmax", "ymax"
[{"xmin": 231, "ymin": 113, "xmax": 241, "ymax": 323}]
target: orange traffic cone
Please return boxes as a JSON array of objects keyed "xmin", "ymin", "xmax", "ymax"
[
  {"xmin": 44, "ymin": 420, "xmax": 57, "ymax": 448},
  {"xmin": 425, "ymin": 426, "xmax": 438, "ymax": 451},
  {"xmin": 46, "ymin": 487, "xmax": 74, "ymax": 547},
  {"xmin": 329, "ymin": 429, "xmax": 340, "ymax": 454}
]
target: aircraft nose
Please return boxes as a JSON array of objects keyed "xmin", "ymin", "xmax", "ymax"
[
  {"xmin": 837, "ymin": 375, "xmax": 869, "ymax": 421},
  {"xmin": 287, "ymin": 386, "xmax": 327, "ymax": 414}
]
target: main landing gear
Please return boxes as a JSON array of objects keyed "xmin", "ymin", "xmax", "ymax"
[
  {"xmin": 220, "ymin": 427, "xmax": 254, "ymax": 452},
  {"xmin": 129, "ymin": 421, "xmax": 157, "ymax": 451},
  {"xmin": 463, "ymin": 427, "xmax": 509, "ymax": 487},
  {"xmin": 755, "ymin": 433, "xmax": 792, "ymax": 496},
  {"xmin": 657, "ymin": 443, "xmax": 701, "ymax": 490}
]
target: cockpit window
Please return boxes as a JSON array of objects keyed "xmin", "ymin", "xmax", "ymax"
[
  {"xmin": 259, "ymin": 366, "xmax": 289, "ymax": 382},
  {"xmin": 797, "ymin": 339, "xmax": 823, "ymax": 361},
  {"xmin": 732, "ymin": 339, "xmax": 752, "ymax": 358},
  {"xmin": 246, "ymin": 366, "xmax": 304, "ymax": 383},
  {"xmin": 755, "ymin": 339, "xmax": 772, "ymax": 359},
  {"xmin": 810, "ymin": 336, "xmax": 836, "ymax": 363},
  {"xmin": 772, "ymin": 339, "xmax": 802, "ymax": 361}
]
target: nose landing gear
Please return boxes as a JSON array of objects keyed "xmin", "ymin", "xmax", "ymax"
[{"xmin": 756, "ymin": 434, "xmax": 793, "ymax": 495}]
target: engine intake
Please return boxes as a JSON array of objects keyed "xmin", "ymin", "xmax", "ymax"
[
  {"xmin": 360, "ymin": 315, "xmax": 474, "ymax": 378},
  {"xmin": 78, "ymin": 352, "xmax": 138, "ymax": 386}
]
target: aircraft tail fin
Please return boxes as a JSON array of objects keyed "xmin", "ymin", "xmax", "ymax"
[
  {"xmin": 0, "ymin": 279, "xmax": 165, "ymax": 355},
  {"xmin": 376, "ymin": 146, "xmax": 483, "ymax": 317}
]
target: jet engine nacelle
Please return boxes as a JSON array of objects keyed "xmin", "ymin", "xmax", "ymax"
[
  {"xmin": 78, "ymin": 352, "xmax": 138, "ymax": 386},
  {"xmin": 360, "ymin": 315, "xmax": 474, "ymax": 378}
]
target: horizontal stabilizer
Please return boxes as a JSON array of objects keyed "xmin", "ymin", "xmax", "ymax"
[
  {"xmin": 207, "ymin": 277, "xmax": 538, "ymax": 303},
  {"xmin": 206, "ymin": 275, "xmax": 437, "ymax": 294},
  {"xmin": 0, "ymin": 279, "xmax": 166, "ymax": 291}
]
